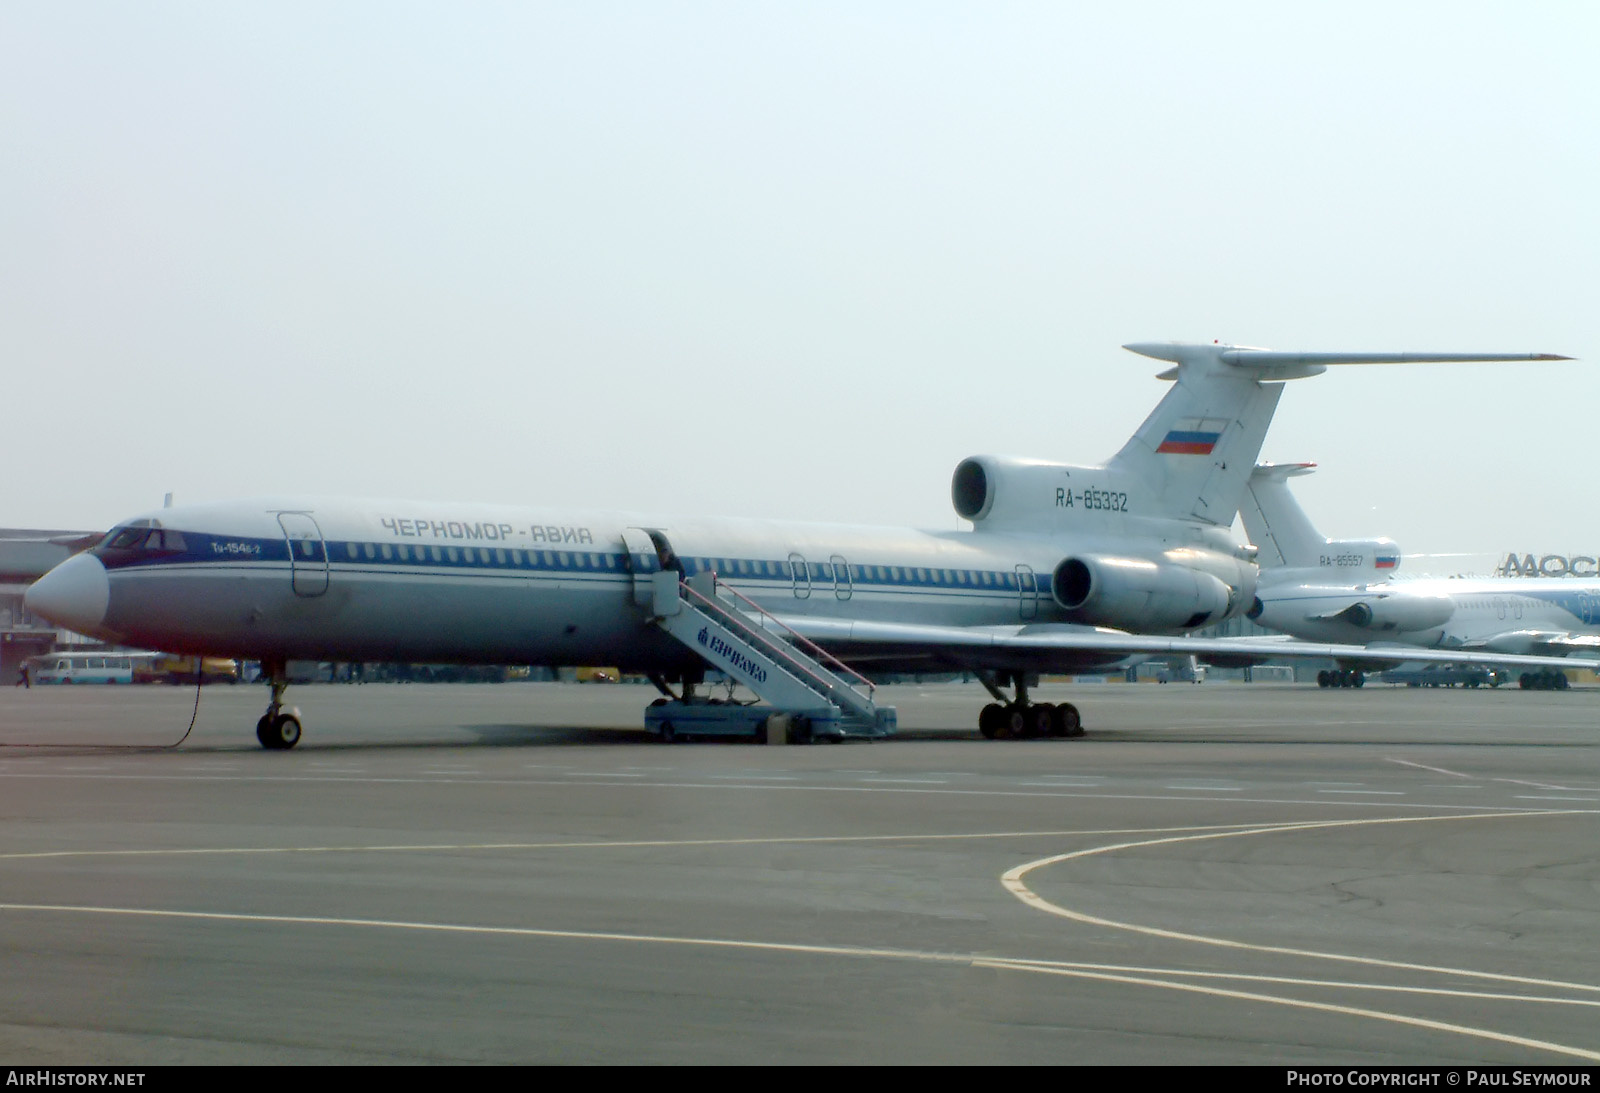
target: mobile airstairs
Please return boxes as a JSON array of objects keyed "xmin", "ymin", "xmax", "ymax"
[{"xmin": 625, "ymin": 544, "xmax": 895, "ymax": 743}]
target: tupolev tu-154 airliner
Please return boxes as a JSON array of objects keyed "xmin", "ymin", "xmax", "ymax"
[
  {"xmin": 24, "ymin": 341, "xmax": 1587, "ymax": 749},
  {"xmin": 1242, "ymin": 461, "xmax": 1600, "ymax": 690}
]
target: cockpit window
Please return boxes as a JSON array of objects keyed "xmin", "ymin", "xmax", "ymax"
[
  {"xmin": 105, "ymin": 528, "xmax": 143, "ymax": 549},
  {"xmin": 97, "ymin": 524, "xmax": 184, "ymax": 554}
]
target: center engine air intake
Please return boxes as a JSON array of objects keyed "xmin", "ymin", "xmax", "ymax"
[
  {"xmin": 951, "ymin": 459, "xmax": 993, "ymax": 522},
  {"xmin": 952, "ymin": 454, "xmax": 1109, "ymax": 528},
  {"xmin": 1051, "ymin": 554, "xmax": 1236, "ymax": 633}
]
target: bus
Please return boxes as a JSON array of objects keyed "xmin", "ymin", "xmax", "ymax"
[
  {"xmin": 30, "ymin": 651, "xmax": 154, "ymax": 685},
  {"xmin": 27, "ymin": 651, "xmax": 238, "ymax": 685}
]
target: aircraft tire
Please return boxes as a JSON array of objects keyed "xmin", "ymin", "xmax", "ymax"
[
  {"xmin": 1045, "ymin": 704, "xmax": 1067, "ymax": 738},
  {"xmin": 257, "ymin": 713, "xmax": 301, "ymax": 751},
  {"xmin": 1316, "ymin": 671, "xmax": 1330, "ymax": 688},
  {"xmin": 1003, "ymin": 706, "xmax": 1028, "ymax": 740},
  {"xmin": 1057, "ymin": 703, "xmax": 1083, "ymax": 738},
  {"xmin": 1353, "ymin": 671, "xmax": 1365, "ymax": 689},
  {"xmin": 978, "ymin": 704, "xmax": 1003, "ymax": 739},
  {"xmin": 276, "ymin": 714, "xmax": 302, "ymax": 749},
  {"xmin": 1029, "ymin": 704, "xmax": 1055, "ymax": 738}
]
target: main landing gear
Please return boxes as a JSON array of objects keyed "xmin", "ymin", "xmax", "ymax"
[
  {"xmin": 976, "ymin": 671, "xmax": 1083, "ymax": 740},
  {"xmin": 255, "ymin": 660, "xmax": 303, "ymax": 750},
  {"xmin": 1317, "ymin": 669, "xmax": 1365, "ymax": 689},
  {"xmin": 1519, "ymin": 670, "xmax": 1570, "ymax": 691}
]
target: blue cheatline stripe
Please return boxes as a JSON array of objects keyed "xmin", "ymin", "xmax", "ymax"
[
  {"xmin": 120, "ymin": 562, "xmax": 1030, "ymax": 608},
  {"xmin": 100, "ymin": 532, "xmax": 1040, "ymax": 597}
]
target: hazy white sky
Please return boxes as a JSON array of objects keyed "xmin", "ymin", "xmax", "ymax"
[{"xmin": 5, "ymin": 3, "xmax": 1595, "ymax": 573}]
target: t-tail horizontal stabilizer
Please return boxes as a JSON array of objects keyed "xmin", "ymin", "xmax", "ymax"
[
  {"xmin": 1122, "ymin": 343, "xmax": 1573, "ymax": 382},
  {"xmin": 1110, "ymin": 342, "xmax": 1572, "ymax": 527}
]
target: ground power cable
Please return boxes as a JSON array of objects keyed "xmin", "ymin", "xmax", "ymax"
[{"xmin": 2, "ymin": 662, "xmax": 204, "ymax": 751}]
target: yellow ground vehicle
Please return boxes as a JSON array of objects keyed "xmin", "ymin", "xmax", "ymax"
[
  {"xmin": 134, "ymin": 655, "xmax": 239, "ymax": 685},
  {"xmin": 574, "ymin": 667, "xmax": 620, "ymax": 683}
]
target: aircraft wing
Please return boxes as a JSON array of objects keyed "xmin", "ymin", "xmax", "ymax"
[
  {"xmin": 1461, "ymin": 631, "xmax": 1600, "ymax": 656},
  {"xmin": 771, "ymin": 617, "xmax": 1600, "ymax": 675}
]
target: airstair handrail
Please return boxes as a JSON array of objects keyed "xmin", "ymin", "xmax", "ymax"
[
  {"xmin": 683, "ymin": 577, "xmax": 876, "ymax": 700},
  {"xmin": 681, "ymin": 583, "xmax": 854, "ymax": 704}
]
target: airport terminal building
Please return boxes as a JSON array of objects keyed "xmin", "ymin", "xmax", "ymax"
[{"xmin": 0, "ymin": 528, "xmax": 100, "ymax": 680}]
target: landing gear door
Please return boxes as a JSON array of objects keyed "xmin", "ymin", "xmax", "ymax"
[
  {"xmin": 621, "ymin": 528, "xmax": 662, "ymax": 608},
  {"xmin": 277, "ymin": 512, "xmax": 329, "ymax": 598}
]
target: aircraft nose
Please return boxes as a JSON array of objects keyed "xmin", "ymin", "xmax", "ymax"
[{"xmin": 25, "ymin": 553, "xmax": 111, "ymax": 635}]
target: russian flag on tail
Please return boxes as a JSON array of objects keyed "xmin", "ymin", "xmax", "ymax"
[{"xmin": 1157, "ymin": 417, "xmax": 1227, "ymax": 455}]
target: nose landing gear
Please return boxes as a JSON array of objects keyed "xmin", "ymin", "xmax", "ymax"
[{"xmin": 255, "ymin": 660, "xmax": 303, "ymax": 750}]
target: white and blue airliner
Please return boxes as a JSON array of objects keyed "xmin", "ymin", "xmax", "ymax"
[
  {"xmin": 25, "ymin": 342, "xmax": 1584, "ymax": 748},
  {"xmin": 1242, "ymin": 461, "xmax": 1600, "ymax": 690}
]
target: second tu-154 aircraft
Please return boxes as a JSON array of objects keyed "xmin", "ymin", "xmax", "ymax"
[
  {"xmin": 25, "ymin": 341, "xmax": 1588, "ymax": 749},
  {"xmin": 1242, "ymin": 461, "xmax": 1600, "ymax": 689}
]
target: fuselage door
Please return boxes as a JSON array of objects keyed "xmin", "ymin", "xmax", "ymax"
[
  {"xmin": 1016, "ymin": 564, "xmax": 1038, "ymax": 621},
  {"xmin": 831, "ymin": 554, "xmax": 852, "ymax": 601},
  {"xmin": 788, "ymin": 552, "xmax": 812, "ymax": 600},
  {"xmin": 277, "ymin": 512, "xmax": 328, "ymax": 598},
  {"xmin": 621, "ymin": 528, "xmax": 663, "ymax": 608}
]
